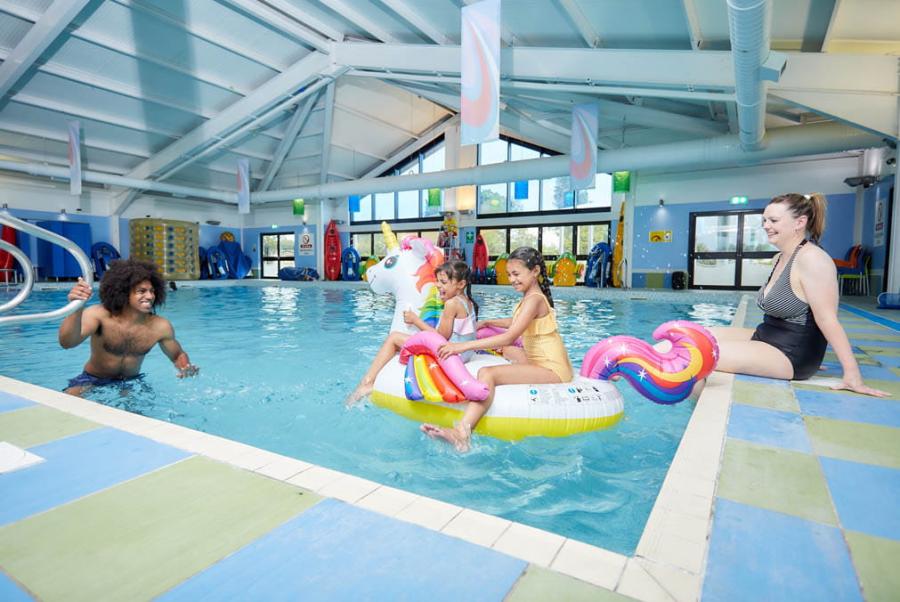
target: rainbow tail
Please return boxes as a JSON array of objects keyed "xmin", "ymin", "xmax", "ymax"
[{"xmin": 580, "ymin": 320, "xmax": 719, "ymax": 405}]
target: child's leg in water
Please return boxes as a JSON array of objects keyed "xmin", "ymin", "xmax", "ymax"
[
  {"xmin": 347, "ymin": 331, "xmax": 409, "ymax": 404},
  {"xmin": 421, "ymin": 363, "xmax": 560, "ymax": 451}
]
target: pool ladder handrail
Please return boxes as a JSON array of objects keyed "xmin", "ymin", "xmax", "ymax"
[{"xmin": 0, "ymin": 212, "xmax": 93, "ymax": 325}]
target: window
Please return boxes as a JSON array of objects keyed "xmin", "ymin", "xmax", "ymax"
[
  {"xmin": 351, "ymin": 229, "xmax": 440, "ymax": 259},
  {"xmin": 540, "ymin": 226, "xmax": 574, "ymax": 259},
  {"xmin": 350, "ymin": 139, "xmax": 446, "ymax": 224},
  {"xmin": 576, "ymin": 173, "xmax": 613, "ymax": 210},
  {"xmin": 541, "ymin": 175, "xmax": 574, "ymax": 211},
  {"xmin": 510, "ymin": 227, "xmax": 539, "ymax": 251},
  {"xmin": 480, "ymin": 228, "xmax": 508, "ymax": 259},
  {"xmin": 260, "ymin": 233, "xmax": 295, "ymax": 278},
  {"xmin": 352, "ymin": 233, "xmax": 373, "ymax": 257},
  {"xmin": 509, "ymin": 143, "xmax": 539, "ymax": 213},
  {"xmin": 577, "ymin": 224, "xmax": 610, "ymax": 255}
]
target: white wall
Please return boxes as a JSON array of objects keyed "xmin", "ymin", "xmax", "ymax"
[{"xmin": 634, "ymin": 153, "xmax": 861, "ymax": 206}]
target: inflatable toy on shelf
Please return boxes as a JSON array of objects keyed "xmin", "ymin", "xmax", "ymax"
[
  {"xmin": 584, "ymin": 242, "xmax": 612, "ymax": 288},
  {"xmin": 551, "ymin": 252, "xmax": 582, "ymax": 287},
  {"xmin": 492, "ymin": 253, "xmax": 510, "ymax": 285},
  {"xmin": 341, "ymin": 246, "xmax": 361, "ymax": 281},
  {"xmin": 366, "ymin": 222, "xmax": 719, "ymax": 440}
]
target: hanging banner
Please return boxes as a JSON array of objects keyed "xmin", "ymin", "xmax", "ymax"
[
  {"xmin": 569, "ymin": 103, "xmax": 597, "ymax": 191},
  {"xmin": 293, "ymin": 198, "xmax": 305, "ymax": 216},
  {"xmin": 612, "ymin": 171, "xmax": 632, "ymax": 193},
  {"xmin": 349, "ymin": 195, "xmax": 360, "ymax": 214},
  {"xmin": 461, "ymin": 0, "xmax": 500, "ymax": 146},
  {"xmin": 67, "ymin": 121, "xmax": 81, "ymax": 196},
  {"xmin": 237, "ymin": 158, "xmax": 250, "ymax": 214}
]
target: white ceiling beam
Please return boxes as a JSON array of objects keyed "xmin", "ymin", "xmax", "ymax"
[
  {"xmin": 0, "ymin": 122, "xmax": 149, "ymax": 157},
  {"xmin": 122, "ymin": 52, "xmax": 333, "ymax": 183},
  {"xmin": 0, "ymin": 144, "xmax": 129, "ymax": 175},
  {"xmin": 0, "ymin": 0, "xmax": 254, "ymax": 96},
  {"xmin": 820, "ymin": 0, "xmax": 844, "ymax": 52},
  {"xmin": 0, "ymin": 0, "xmax": 92, "ymax": 102},
  {"xmin": 318, "ymin": 0, "xmax": 397, "ymax": 43},
  {"xmin": 256, "ymin": 90, "xmax": 321, "ymax": 192},
  {"xmin": 556, "ymin": 0, "xmax": 601, "ymax": 48},
  {"xmin": 337, "ymin": 43, "xmax": 896, "ymax": 98},
  {"xmin": 261, "ymin": 0, "xmax": 343, "ymax": 41},
  {"xmin": 361, "ymin": 114, "xmax": 458, "ymax": 178},
  {"xmin": 681, "ymin": 0, "xmax": 704, "ymax": 50},
  {"xmin": 379, "ymin": 0, "xmax": 452, "ymax": 45},
  {"xmin": 320, "ymin": 82, "xmax": 336, "ymax": 184},
  {"xmin": 215, "ymin": 0, "xmax": 332, "ymax": 52}
]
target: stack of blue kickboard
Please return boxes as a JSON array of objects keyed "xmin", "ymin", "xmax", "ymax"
[
  {"xmin": 584, "ymin": 242, "xmax": 612, "ymax": 288},
  {"xmin": 279, "ymin": 267, "xmax": 319, "ymax": 281},
  {"xmin": 204, "ymin": 241, "xmax": 252, "ymax": 280}
]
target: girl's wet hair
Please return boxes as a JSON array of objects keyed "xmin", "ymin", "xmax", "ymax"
[
  {"xmin": 100, "ymin": 258, "xmax": 166, "ymax": 315},
  {"xmin": 508, "ymin": 246, "xmax": 553, "ymax": 307},
  {"xmin": 769, "ymin": 192, "xmax": 827, "ymax": 243},
  {"xmin": 435, "ymin": 260, "xmax": 478, "ymax": 318}
]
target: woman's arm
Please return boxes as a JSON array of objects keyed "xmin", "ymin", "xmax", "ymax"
[{"xmin": 798, "ymin": 250, "xmax": 887, "ymax": 397}]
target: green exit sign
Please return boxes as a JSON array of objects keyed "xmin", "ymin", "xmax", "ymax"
[{"xmin": 730, "ymin": 196, "xmax": 748, "ymax": 205}]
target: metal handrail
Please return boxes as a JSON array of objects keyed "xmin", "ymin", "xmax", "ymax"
[
  {"xmin": 0, "ymin": 213, "xmax": 93, "ymax": 326},
  {"xmin": 0, "ymin": 239, "xmax": 34, "ymax": 313}
]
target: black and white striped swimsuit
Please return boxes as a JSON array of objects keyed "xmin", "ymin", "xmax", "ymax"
[{"xmin": 751, "ymin": 239, "xmax": 827, "ymax": 379}]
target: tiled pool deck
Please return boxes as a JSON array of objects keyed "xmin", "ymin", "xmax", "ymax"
[{"xmin": 1, "ymin": 292, "xmax": 898, "ymax": 601}]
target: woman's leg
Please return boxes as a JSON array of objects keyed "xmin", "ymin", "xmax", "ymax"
[
  {"xmin": 715, "ymin": 339, "xmax": 794, "ymax": 379},
  {"xmin": 347, "ymin": 331, "xmax": 409, "ymax": 404},
  {"xmin": 502, "ymin": 346, "xmax": 528, "ymax": 364},
  {"xmin": 422, "ymin": 363, "xmax": 561, "ymax": 451},
  {"xmin": 709, "ymin": 326, "xmax": 756, "ymax": 342}
]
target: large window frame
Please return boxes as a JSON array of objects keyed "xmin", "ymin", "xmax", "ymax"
[
  {"xmin": 477, "ymin": 220, "xmax": 611, "ymax": 277},
  {"xmin": 350, "ymin": 228, "xmax": 440, "ymax": 259},
  {"xmin": 259, "ymin": 232, "xmax": 296, "ymax": 279},
  {"xmin": 350, "ymin": 137, "xmax": 446, "ymax": 226},
  {"xmin": 687, "ymin": 209, "xmax": 777, "ymax": 291},
  {"xmin": 475, "ymin": 135, "xmax": 613, "ymax": 219}
]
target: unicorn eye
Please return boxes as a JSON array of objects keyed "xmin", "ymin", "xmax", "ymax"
[{"xmin": 384, "ymin": 256, "xmax": 398, "ymax": 269}]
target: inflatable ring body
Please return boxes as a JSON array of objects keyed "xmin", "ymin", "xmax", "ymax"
[{"xmin": 371, "ymin": 354, "xmax": 624, "ymax": 441}]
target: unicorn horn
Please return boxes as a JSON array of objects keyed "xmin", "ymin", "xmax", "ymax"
[{"xmin": 382, "ymin": 221, "xmax": 399, "ymax": 251}]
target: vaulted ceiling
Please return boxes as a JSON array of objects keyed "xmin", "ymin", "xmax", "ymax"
[{"xmin": 0, "ymin": 0, "xmax": 896, "ymax": 207}]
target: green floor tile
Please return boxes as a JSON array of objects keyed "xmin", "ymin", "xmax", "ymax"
[
  {"xmin": 805, "ymin": 416, "xmax": 900, "ymax": 469},
  {"xmin": 845, "ymin": 531, "xmax": 900, "ymax": 602},
  {"xmin": 793, "ymin": 379, "xmax": 900, "ymax": 400},
  {"xmin": 732, "ymin": 380, "xmax": 799, "ymax": 413},
  {"xmin": 857, "ymin": 346, "xmax": 900, "ymax": 357},
  {"xmin": 847, "ymin": 333, "xmax": 900, "ymax": 342},
  {"xmin": 506, "ymin": 566, "xmax": 634, "ymax": 602},
  {"xmin": 717, "ymin": 439, "xmax": 836, "ymax": 525},
  {"xmin": 0, "ymin": 406, "xmax": 99, "ymax": 448},
  {"xmin": 0, "ymin": 456, "xmax": 319, "ymax": 602}
]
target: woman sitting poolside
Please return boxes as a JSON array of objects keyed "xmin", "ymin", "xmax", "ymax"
[{"xmin": 711, "ymin": 192, "xmax": 887, "ymax": 397}]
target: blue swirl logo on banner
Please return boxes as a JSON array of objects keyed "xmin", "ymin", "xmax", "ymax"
[
  {"xmin": 570, "ymin": 103, "xmax": 598, "ymax": 191},
  {"xmin": 461, "ymin": 0, "xmax": 500, "ymax": 146}
]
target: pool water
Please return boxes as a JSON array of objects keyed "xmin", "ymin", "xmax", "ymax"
[{"xmin": 0, "ymin": 284, "xmax": 735, "ymax": 555}]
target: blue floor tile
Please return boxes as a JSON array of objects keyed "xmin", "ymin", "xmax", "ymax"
[
  {"xmin": 820, "ymin": 458, "xmax": 900, "ymax": 541},
  {"xmin": 734, "ymin": 374, "xmax": 790, "ymax": 387},
  {"xmin": 727, "ymin": 404, "xmax": 811, "ymax": 453},
  {"xmin": 796, "ymin": 389, "xmax": 900, "ymax": 427},
  {"xmin": 816, "ymin": 363, "xmax": 898, "ymax": 381},
  {"xmin": 0, "ymin": 428, "xmax": 190, "ymax": 526},
  {"xmin": 160, "ymin": 498, "xmax": 526, "ymax": 602},
  {"xmin": 703, "ymin": 499, "xmax": 861, "ymax": 602},
  {"xmin": 0, "ymin": 572, "xmax": 33, "ymax": 601},
  {"xmin": 847, "ymin": 339, "xmax": 900, "ymax": 348},
  {"xmin": 872, "ymin": 354, "xmax": 900, "ymax": 368},
  {"xmin": 0, "ymin": 392, "xmax": 33, "ymax": 414}
]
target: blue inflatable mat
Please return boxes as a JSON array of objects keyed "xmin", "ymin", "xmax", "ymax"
[
  {"xmin": 90, "ymin": 242, "xmax": 120, "ymax": 279},
  {"xmin": 279, "ymin": 267, "xmax": 319, "ymax": 281}
]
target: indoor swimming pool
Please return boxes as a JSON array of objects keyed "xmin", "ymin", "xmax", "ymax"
[{"xmin": 0, "ymin": 284, "xmax": 737, "ymax": 554}]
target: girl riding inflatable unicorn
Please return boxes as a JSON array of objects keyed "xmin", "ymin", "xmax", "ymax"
[{"xmin": 359, "ymin": 223, "xmax": 719, "ymax": 443}]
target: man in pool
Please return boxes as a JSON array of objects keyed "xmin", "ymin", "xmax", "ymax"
[{"xmin": 59, "ymin": 258, "xmax": 198, "ymax": 397}]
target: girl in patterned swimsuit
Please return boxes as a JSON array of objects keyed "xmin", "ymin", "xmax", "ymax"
[
  {"xmin": 423, "ymin": 247, "xmax": 574, "ymax": 451},
  {"xmin": 712, "ymin": 193, "xmax": 886, "ymax": 397},
  {"xmin": 348, "ymin": 261, "xmax": 478, "ymax": 403}
]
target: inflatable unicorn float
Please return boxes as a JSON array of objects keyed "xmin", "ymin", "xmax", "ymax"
[{"xmin": 366, "ymin": 222, "xmax": 719, "ymax": 441}]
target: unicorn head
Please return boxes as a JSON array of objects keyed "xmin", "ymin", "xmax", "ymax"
[{"xmin": 367, "ymin": 222, "xmax": 445, "ymax": 334}]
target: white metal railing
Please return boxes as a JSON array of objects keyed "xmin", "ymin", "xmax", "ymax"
[{"xmin": 0, "ymin": 213, "xmax": 93, "ymax": 326}]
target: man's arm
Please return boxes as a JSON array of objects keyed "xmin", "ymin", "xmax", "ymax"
[
  {"xmin": 59, "ymin": 279, "xmax": 100, "ymax": 348},
  {"xmin": 157, "ymin": 320, "xmax": 199, "ymax": 378}
]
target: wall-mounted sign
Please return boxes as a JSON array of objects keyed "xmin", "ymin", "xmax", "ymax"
[
  {"xmin": 649, "ymin": 230, "xmax": 672, "ymax": 243},
  {"xmin": 299, "ymin": 231, "xmax": 314, "ymax": 255}
]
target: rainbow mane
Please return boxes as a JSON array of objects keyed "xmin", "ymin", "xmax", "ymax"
[
  {"xmin": 419, "ymin": 287, "xmax": 442, "ymax": 328},
  {"xmin": 401, "ymin": 235, "xmax": 443, "ymax": 293},
  {"xmin": 580, "ymin": 321, "xmax": 719, "ymax": 405},
  {"xmin": 399, "ymin": 332, "xmax": 490, "ymax": 403}
]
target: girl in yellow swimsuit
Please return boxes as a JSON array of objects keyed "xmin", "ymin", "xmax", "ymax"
[{"xmin": 423, "ymin": 247, "xmax": 573, "ymax": 451}]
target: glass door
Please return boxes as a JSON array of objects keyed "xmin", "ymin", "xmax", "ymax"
[
  {"xmin": 689, "ymin": 210, "xmax": 776, "ymax": 290},
  {"xmin": 260, "ymin": 233, "xmax": 295, "ymax": 279}
]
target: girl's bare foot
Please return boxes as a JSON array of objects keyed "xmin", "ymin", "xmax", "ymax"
[
  {"xmin": 420, "ymin": 422, "xmax": 471, "ymax": 452},
  {"xmin": 344, "ymin": 381, "xmax": 374, "ymax": 406}
]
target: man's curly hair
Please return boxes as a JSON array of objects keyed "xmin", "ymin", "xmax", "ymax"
[{"xmin": 99, "ymin": 259, "xmax": 166, "ymax": 315}]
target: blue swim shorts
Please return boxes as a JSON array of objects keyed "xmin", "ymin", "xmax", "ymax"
[{"xmin": 66, "ymin": 371, "xmax": 144, "ymax": 390}]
